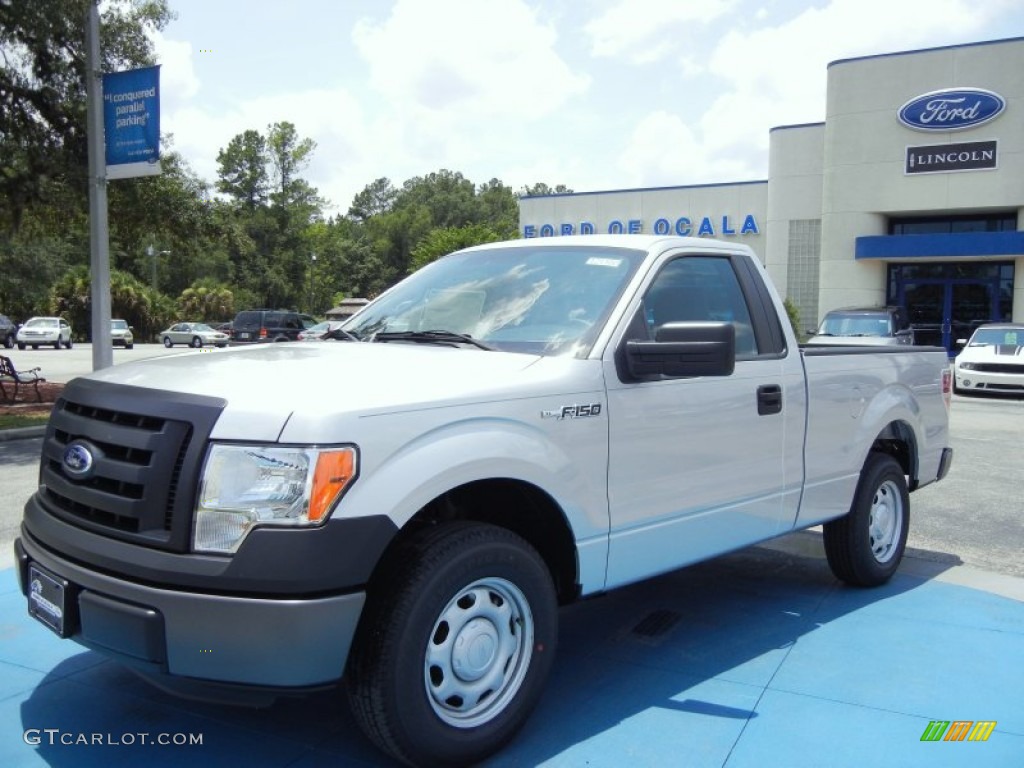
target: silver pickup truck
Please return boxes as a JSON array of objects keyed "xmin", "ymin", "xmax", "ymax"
[{"xmin": 15, "ymin": 235, "xmax": 952, "ymax": 767}]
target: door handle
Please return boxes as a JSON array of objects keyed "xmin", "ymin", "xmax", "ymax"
[{"xmin": 757, "ymin": 384, "xmax": 783, "ymax": 415}]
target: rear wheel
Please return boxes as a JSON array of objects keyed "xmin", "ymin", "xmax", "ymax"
[
  {"xmin": 824, "ymin": 452, "xmax": 909, "ymax": 586},
  {"xmin": 3, "ymin": 335, "xmax": 12, "ymax": 349},
  {"xmin": 347, "ymin": 522, "xmax": 557, "ymax": 767},
  {"xmin": 163, "ymin": 337, "xmax": 173, "ymax": 348},
  {"xmin": 64, "ymin": 337, "xmax": 72, "ymax": 349}
]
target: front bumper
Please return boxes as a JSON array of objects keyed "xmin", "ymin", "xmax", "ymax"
[
  {"xmin": 955, "ymin": 367, "xmax": 1024, "ymax": 393},
  {"xmin": 16, "ymin": 534, "xmax": 365, "ymax": 689}
]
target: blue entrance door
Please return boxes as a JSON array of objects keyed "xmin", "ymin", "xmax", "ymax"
[{"xmin": 898, "ymin": 279, "xmax": 998, "ymax": 354}]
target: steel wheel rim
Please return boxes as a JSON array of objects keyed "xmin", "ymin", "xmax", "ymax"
[
  {"xmin": 869, "ymin": 479, "xmax": 903, "ymax": 563},
  {"xmin": 424, "ymin": 577, "xmax": 534, "ymax": 728}
]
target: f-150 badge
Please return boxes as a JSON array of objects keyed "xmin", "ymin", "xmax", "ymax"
[{"xmin": 542, "ymin": 403, "xmax": 602, "ymax": 420}]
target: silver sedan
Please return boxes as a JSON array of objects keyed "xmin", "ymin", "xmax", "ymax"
[{"xmin": 160, "ymin": 322, "xmax": 229, "ymax": 348}]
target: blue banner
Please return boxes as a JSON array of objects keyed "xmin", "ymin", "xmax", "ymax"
[{"xmin": 102, "ymin": 65, "xmax": 161, "ymax": 179}]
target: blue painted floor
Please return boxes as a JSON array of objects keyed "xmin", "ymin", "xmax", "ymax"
[{"xmin": 2, "ymin": 537, "xmax": 1021, "ymax": 767}]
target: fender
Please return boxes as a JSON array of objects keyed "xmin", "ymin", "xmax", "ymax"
[{"xmin": 335, "ymin": 415, "xmax": 611, "ymax": 593}]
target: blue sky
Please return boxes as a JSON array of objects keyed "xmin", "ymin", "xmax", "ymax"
[{"xmin": 154, "ymin": 0, "xmax": 1024, "ymax": 216}]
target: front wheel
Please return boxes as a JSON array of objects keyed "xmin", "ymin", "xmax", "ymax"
[
  {"xmin": 346, "ymin": 522, "xmax": 557, "ymax": 767},
  {"xmin": 824, "ymin": 452, "xmax": 909, "ymax": 587},
  {"xmin": 190, "ymin": 336, "xmax": 203, "ymax": 348}
]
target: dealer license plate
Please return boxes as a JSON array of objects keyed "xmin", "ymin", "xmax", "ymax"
[
  {"xmin": 27, "ymin": 564, "xmax": 69, "ymax": 637},
  {"xmin": 238, "ymin": 332, "xmax": 250, "ymax": 339}
]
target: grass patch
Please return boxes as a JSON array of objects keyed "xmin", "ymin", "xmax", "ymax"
[{"xmin": 0, "ymin": 411, "xmax": 51, "ymax": 430}]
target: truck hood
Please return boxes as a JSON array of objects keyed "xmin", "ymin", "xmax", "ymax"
[{"xmin": 82, "ymin": 342, "xmax": 574, "ymax": 441}]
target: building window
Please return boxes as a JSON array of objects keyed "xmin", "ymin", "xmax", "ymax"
[
  {"xmin": 888, "ymin": 212, "xmax": 1017, "ymax": 235},
  {"xmin": 787, "ymin": 219, "xmax": 820, "ymax": 328}
]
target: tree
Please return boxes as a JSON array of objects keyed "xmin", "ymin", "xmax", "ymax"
[
  {"xmin": 177, "ymin": 281, "xmax": 235, "ymax": 323},
  {"xmin": 517, "ymin": 182, "xmax": 573, "ymax": 197},
  {"xmin": 50, "ymin": 265, "xmax": 168, "ymax": 340},
  {"xmin": 409, "ymin": 224, "xmax": 505, "ymax": 272},
  {"xmin": 216, "ymin": 130, "xmax": 269, "ymax": 208},
  {"xmin": 348, "ymin": 177, "xmax": 397, "ymax": 221},
  {"xmin": 0, "ymin": 0, "xmax": 173, "ymax": 234}
]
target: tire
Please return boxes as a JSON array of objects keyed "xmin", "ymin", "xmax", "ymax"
[
  {"xmin": 190, "ymin": 336, "xmax": 203, "ymax": 348},
  {"xmin": 824, "ymin": 452, "xmax": 909, "ymax": 587},
  {"xmin": 163, "ymin": 337, "xmax": 173, "ymax": 348},
  {"xmin": 32, "ymin": 345, "xmax": 38, "ymax": 350},
  {"xmin": 346, "ymin": 522, "xmax": 557, "ymax": 767},
  {"xmin": 2, "ymin": 335, "xmax": 11, "ymax": 349},
  {"xmin": 65, "ymin": 337, "xmax": 72, "ymax": 349},
  {"xmin": 53, "ymin": 340, "xmax": 60, "ymax": 350},
  {"xmin": 126, "ymin": 343, "xmax": 133, "ymax": 349},
  {"xmin": 18, "ymin": 343, "xmax": 25, "ymax": 350}
]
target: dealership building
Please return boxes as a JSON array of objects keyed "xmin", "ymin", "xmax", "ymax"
[{"xmin": 518, "ymin": 37, "xmax": 1024, "ymax": 354}]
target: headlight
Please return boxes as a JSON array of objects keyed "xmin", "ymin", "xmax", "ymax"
[
  {"xmin": 194, "ymin": 444, "xmax": 357, "ymax": 553},
  {"xmin": 958, "ymin": 362, "xmax": 975, "ymax": 371}
]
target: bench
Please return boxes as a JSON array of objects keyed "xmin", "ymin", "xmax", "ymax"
[{"xmin": 0, "ymin": 355, "xmax": 45, "ymax": 403}]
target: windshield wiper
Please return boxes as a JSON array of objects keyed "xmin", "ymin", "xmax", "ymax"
[
  {"xmin": 372, "ymin": 330, "xmax": 495, "ymax": 350},
  {"xmin": 324, "ymin": 328, "xmax": 361, "ymax": 342}
]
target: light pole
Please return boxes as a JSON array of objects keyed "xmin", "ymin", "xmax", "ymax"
[
  {"xmin": 309, "ymin": 252, "xmax": 317, "ymax": 313},
  {"xmin": 146, "ymin": 245, "xmax": 171, "ymax": 292}
]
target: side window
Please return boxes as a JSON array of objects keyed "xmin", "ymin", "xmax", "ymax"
[{"xmin": 643, "ymin": 256, "xmax": 759, "ymax": 357}]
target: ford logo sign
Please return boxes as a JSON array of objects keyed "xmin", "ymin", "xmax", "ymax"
[
  {"xmin": 63, "ymin": 442, "xmax": 95, "ymax": 478},
  {"xmin": 897, "ymin": 88, "xmax": 1005, "ymax": 131}
]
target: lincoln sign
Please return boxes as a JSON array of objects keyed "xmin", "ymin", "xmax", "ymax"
[{"xmin": 905, "ymin": 140, "xmax": 997, "ymax": 174}]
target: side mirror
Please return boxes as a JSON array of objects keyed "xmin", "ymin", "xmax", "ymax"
[{"xmin": 625, "ymin": 322, "xmax": 735, "ymax": 379}]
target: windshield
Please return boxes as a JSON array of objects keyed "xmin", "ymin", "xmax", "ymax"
[
  {"xmin": 969, "ymin": 328, "xmax": 1022, "ymax": 346},
  {"xmin": 818, "ymin": 313, "xmax": 892, "ymax": 337},
  {"xmin": 344, "ymin": 244, "xmax": 645, "ymax": 356},
  {"xmin": 27, "ymin": 318, "xmax": 58, "ymax": 328},
  {"xmin": 111, "ymin": 320, "xmax": 128, "ymax": 330}
]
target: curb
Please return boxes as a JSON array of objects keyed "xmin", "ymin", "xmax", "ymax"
[{"xmin": 0, "ymin": 425, "xmax": 46, "ymax": 442}]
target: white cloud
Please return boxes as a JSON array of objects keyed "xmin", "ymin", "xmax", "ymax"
[
  {"xmin": 586, "ymin": 0, "xmax": 737, "ymax": 63},
  {"xmin": 636, "ymin": 0, "xmax": 1024, "ymax": 179},
  {"xmin": 617, "ymin": 110, "xmax": 752, "ymax": 185},
  {"xmin": 352, "ymin": 0, "xmax": 589, "ymax": 118},
  {"xmin": 151, "ymin": 33, "xmax": 200, "ymax": 105}
]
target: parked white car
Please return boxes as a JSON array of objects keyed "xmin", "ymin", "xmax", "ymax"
[
  {"xmin": 16, "ymin": 316, "xmax": 73, "ymax": 350},
  {"xmin": 160, "ymin": 322, "xmax": 229, "ymax": 348},
  {"xmin": 954, "ymin": 323, "xmax": 1024, "ymax": 395},
  {"xmin": 111, "ymin": 319, "xmax": 134, "ymax": 349}
]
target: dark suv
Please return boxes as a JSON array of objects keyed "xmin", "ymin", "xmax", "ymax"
[
  {"xmin": 230, "ymin": 309, "xmax": 318, "ymax": 344},
  {"xmin": 0, "ymin": 313, "xmax": 15, "ymax": 349}
]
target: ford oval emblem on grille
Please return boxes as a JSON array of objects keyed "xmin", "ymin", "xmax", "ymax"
[
  {"xmin": 897, "ymin": 88, "xmax": 1005, "ymax": 132},
  {"xmin": 63, "ymin": 442, "xmax": 95, "ymax": 478}
]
